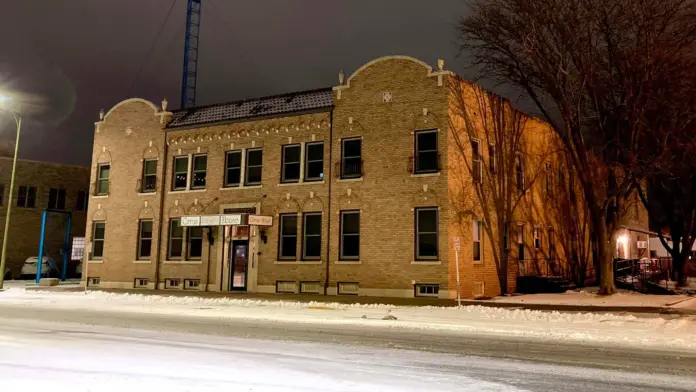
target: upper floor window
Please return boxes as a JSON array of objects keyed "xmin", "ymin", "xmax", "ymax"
[
  {"xmin": 488, "ymin": 144, "xmax": 496, "ymax": 173},
  {"xmin": 281, "ymin": 144, "xmax": 301, "ymax": 183},
  {"xmin": 517, "ymin": 224, "xmax": 525, "ymax": 261},
  {"xmin": 341, "ymin": 138, "xmax": 362, "ymax": 179},
  {"xmin": 96, "ymin": 164, "xmax": 110, "ymax": 195},
  {"xmin": 304, "ymin": 142, "xmax": 324, "ymax": 182},
  {"xmin": 0, "ymin": 184, "xmax": 4, "ymax": 206},
  {"xmin": 414, "ymin": 130, "xmax": 439, "ymax": 174},
  {"xmin": 472, "ymin": 140, "xmax": 482, "ymax": 183},
  {"xmin": 92, "ymin": 222, "xmax": 106, "ymax": 259},
  {"xmin": 168, "ymin": 218, "xmax": 184, "ymax": 259},
  {"xmin": 17, "ymin": 186, "xmax": 36, "ymax": 208},
  {"xmin": 515, "ymin": 153, "xmax": 525, "ymax": 192},
  {"xmin": 415, "ymin": 207, "xmax": 438, "ymax": 260},
  {"xmin": 224, "ymin": 150, "xmax": 242, "ymax": 187},
  {"xmin": 302, "ymin": 212, "xmax": 322, "ymax": 260},
  {"xmin": 191, "ymin": 155, "xmax": 207, "ymax": 189},
  {"xmin": 339, "ymin": 210, "xmax": 360, "ymax": 260},
  {"xmin": 534, "ymin": 226, "xmax": 541, "ymax": 250},
  {"xmin": 141, "ymin": 159, "xmax": 157, "ymax": 193},
  {"xmin": 172, "ymin": 156, "xmax": 188, "ymax": 190},
  {"xmin": 245, "ymin": 148, "xmax": 263, "ymax": 185},
  {"xmin": 279, "ymin": 214, "xmax": 298, "ymax": 260},
  {"xmin": 48, "ymin": 188, "xmax": 66, "ymax": 210},
  {"xmin": 76, "ymin": 190, "xmax": 88, "ymax": 212},
  {"xmin": 473, "ymin": 219, "xmax": 482, "ymax": 262}
]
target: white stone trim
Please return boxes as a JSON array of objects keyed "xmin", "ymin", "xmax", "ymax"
[
  {"xmin": 87, "ymin": 259, "xmax": 104, "ymax": 264},
  {"xmin": 336, "ymin": 177, "xmax": 363, "ymax": 183},
  {"xmin": 410, "ymin": 260, "xmax": 442, "ymax": 265},
  {"xmin": 137, "ymin": 192, "xmax": 158, "ymax": 196},
  {"xmin": 133, "ymin": 260, "xmax": 152, "ymax": 264},
  {"xmin": 334, "ymin": 260, "xmax": 361, "ymax": 264},
  {"xmin": 410, "ymin": 172, "xmax": 441, "ymax": 178},
  {"xmin": 219, "ymin": 185, "xmax": 263, "ymax": 191},
  {"xmin": 162, "ymin": 260, "xmax": 203, "ymax": 264},
  {"xmin": 91, "ymin": 195, "xmax": 109, "ymax": 199},
  {"xmin": 277, "ymin": 181, "xmax": 325, "ymax": 187},
  {"xmin": 103, "ymin": 98, "xmax": 160, "ymax": 121},
  {"xmin": 168, "ymin": 189, "xmax": 206, "ymax": 194}
]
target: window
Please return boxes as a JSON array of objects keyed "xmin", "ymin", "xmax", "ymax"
[
  {"xmin": 96, "ymin": 164, "xmax": 110, "ymax": 195},
  {"xmin": 245, "ymin": 148, "xmax": 263, "ymax": 185},
  {"xmin": 548, "ymin": 228, "xmax": 555, "ymax": 260},
  {"xmin": 184, "ymin": 279, "xmax": 200, "ymax": 290},
  {"xmin": 302, "ymin": 213, "xmax": 322, "ymax": 260},
  {"xmin": 545, "ymin": 162, "xmax": 552, "ymax": 198},
  {"xmin": 137, "ymin": 220, "xmax": 153, "ymax": 260},
  {"xmin": 337, "ymin": 282, "xmax": 359, "ymax": 295},
  {"xmin": 472, "ymin": 140, "xmax": 482, "ymax": 183},
  {"xmin": 141, "ymin": 159, "xmax": 157, "ymax": 193},
  {"xmin": 17, "ymin": 186, "xmax": 36, "ymax": 208},
  {"xmin": 172, "ymin": 156, "xmax": 188, "ymax": 190},
  {"xmin": 165, "ymin": 278, "xmax": 180, "ymax": 289},
  {"xmin": 278, "ymin": 214, "xmax": 298, "ymax": 260},
  {"xmin": 534, "ymin": 227, "xmax": 541, "ymax": 250},
  {"xmin": 415, "ymin": 284, "xmax": 440, "ymax": 297},
  {"xmin": 0, "ymin": 184, "xmax": 4, "ymax": 206},
  {"xmin": 473, "ymin": 219, "xmax": 482, "ymax": 262},
  {"xmin": 48, "ymin": 188, "xmax": 66, "ymax": 210},
  {"xmin": 281, "ymin": 144, "xmax": 301, "ymax": 183},
  {"xmin": 187, "ymin": 227, "xmax": 203, "ymax": 259},
  {"xmin": 224, "ymin": 150, "xmax": 242, "ymax": 187},
  {"xmin": 300, "ymin": 281, "xmax": 321, "ymax": 294},
  {"xmin": 488, "ymin": 144, "xmax": 496, "ymax": 172},
  {"xmin": 341, "ymin": 138, "xmax": 362, "ymax": 179},
  {"xmin": 305, "ymin": 142, "xmax": 324, "ymax": 181},
  {"xmin": 191, "ymin": 154, "xmax": 207, "ymax": 189},
  {"xmin": 92, "ymin": 222, "xmax": 105, "ymax": 259},
  {"xmin": 134, "ymin": 278, "xmax": 149, "ymax": 288},
  {"xmin": 339, "ymin": 211, "xmax": 360, "ymax": 260},
  {"xmin": 168, "ymin": 218, "xmax": 183, "ymax": 259},
  {"xmin": 276, "ymin": 281, "xmax": 297, "ymax": 293},
  {"xmin": 415, "ymin": 208, "xmax": 438, "ymax": 259},
  {"xmin": 518, "ymin": 224, "xmax": 525, "ymax": 261},
  {"xmin": 515, "ymin": 153, "xmax": 524, "ymax": 191},
  {"xmin": 414, "ymin": 130, "xmax": 438, "ymax": 174},
  {"xmin": 76, "ymin": 190, "xmax": 88, "ymax": 211}
]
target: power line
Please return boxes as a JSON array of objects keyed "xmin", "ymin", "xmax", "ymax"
[{"xmin": 129, "ymin": 0, "xmax": 179, "ymax": 95}]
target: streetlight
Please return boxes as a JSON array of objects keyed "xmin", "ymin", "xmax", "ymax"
[{"xmin": 0, "ymin": 95, "xmax": 22, "ymax": 290}]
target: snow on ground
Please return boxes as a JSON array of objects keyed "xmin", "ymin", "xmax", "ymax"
[
  {"xmin": 1, "ymin": 288, "xmax": 695, "ymax": 351},
  {"xmin": 490, "ymin": 288, "xmax": 696, "ymax": 308}
]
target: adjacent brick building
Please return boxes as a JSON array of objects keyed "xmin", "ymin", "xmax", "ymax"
[
  {"xmin": 83, "ymin": 55, "xmax": 650, "ymax": 298},
  {"xmin": 0, "ymin": 157, "xmax": 89, "ymax": 279}
]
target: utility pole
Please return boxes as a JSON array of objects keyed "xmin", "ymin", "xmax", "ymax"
[
  {"xmin": 0, "ymin": 97, "xmax": 22, "ymax": 290},
  {"xmin": 181, "ymin": 0, "xmax": 202, "ymax": 108}
]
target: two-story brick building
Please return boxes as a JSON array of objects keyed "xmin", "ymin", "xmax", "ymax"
[{"xmin": 83, "ymin": 55, "xmax": 649, "ymax": 298}]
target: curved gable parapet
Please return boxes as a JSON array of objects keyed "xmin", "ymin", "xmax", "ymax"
[
  {"xmin": 344, "ymin": 56, "xmax": 433, "ymax": 87},
  {"xmin": 103, "ymin": 98, "xmax": 160, "ymax": 121}
]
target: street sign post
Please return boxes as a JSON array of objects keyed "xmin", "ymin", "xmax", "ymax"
[{"xmin": 453, "ymin": 237, "xmax": 461, "ymax": 308}]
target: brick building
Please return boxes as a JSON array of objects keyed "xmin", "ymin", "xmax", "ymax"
[
  {"xmin": 83, "ymin": 55, "xmax": 649, "ymax": 298},
  {"xmin": 0, "ymin": 157, "xmax": 89, "ymax": 279}
]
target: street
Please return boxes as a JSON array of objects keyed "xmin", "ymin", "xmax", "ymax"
[{"xmin": 1, "ymin": 295, "xmax": 695, "ymax": 391}]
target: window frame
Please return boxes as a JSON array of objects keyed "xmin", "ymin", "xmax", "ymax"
[
  {"xmin": 415, "ymin": 207, "xmax": 439, "ymax": 260},
  {"xmin": 168, "ymin": 218, "xmax": 184, "ymax": 260},
  {"xmin": 190, "ymin": 154, "xmax": 208, "ymax": 190},
  {"xmin": 341, "ymin": 138, "xmax": 362, "ymax": 179},
  {"xmin": 304, "ymin": 141, "xmax": 324, "ymax": 182},
  {"xmin": 472, "ymin": 139, "xmax": 482, "ymax": 183},
  {"xmin": 245, "ymin": 148, "xmax": 263, "ymax": 186},
  {"xmin": 96, "ymin": 164, "xmax": 110, "ymax": 195},
  {"xmin": 415, "ymin": 284, "xmax": 440, "ymax": 298},
  {"xmin": 187, "ymin": 226, "xmax": 204, "ymax": 260},
  {"xmin": 414, "ymin": 129, "xmax": 439, "ymax": 174},
  {"xmin": 224, "ymin": 150, "xmax": 243, "ymax": 188},
  {"xmin": 473, "ymin": 219, "xmax": 483, "ymax": 263},
  {"xmin": 281, "ymin": 144, "xmax": 302, "ymax": 184},
  {"xmin": 534, "ymin": 226, "xmax": 541, "ymax": 250},
  {"xmin": 48, "ymin": 188, "xmax": 66, "ymax": 210},
  {"xmin": 302, "ymin": 212, "xmax": 322, "ymax": 260},
  {"xmin": 339, "ymin": 210, "xmax": 360, "ymax": 260},
  {"xmin": 517, "ymin": 224, "xmax": 525, "ymax": 261},
  {"xmin": 76, "ymin": 190, "xmax": 88, "ymax": 212},
  {"xmin": 141, "ymin": 159, "xmax": 158, "ymax": 193},
  {"xmin": 0, "ymin": 183, "xmax": 4, "ymax": 206},
  {"xmin": 172, "ymin": 156, "xmax": 189, "ymax": 191},
  {"xmin": 278, "ymin": 213, "xmax": 299, "ymax": 260},
  {"xmin": 137, "ymin": 219, "xmax": 154, "ymax": 260},
  {"xmin": 91, "ymin": 221, "xmax": 106, "ymax": 260},
  {"xmin": 515, "ymin": 152, "xmax": 525, "ymax": 192},
  {"xmin": 17, "ymin": 186, "xmax": 36, "ymax": 208}
]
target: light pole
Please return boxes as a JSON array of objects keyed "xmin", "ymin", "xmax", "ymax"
[{"xmin": 0, "ymin": 96, "xmax": 22, "ymax": 290}]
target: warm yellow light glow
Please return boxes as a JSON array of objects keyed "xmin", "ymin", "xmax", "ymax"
[{"xmin": 617, "ymin": 235, "xmax": 629, "ymax": 245}]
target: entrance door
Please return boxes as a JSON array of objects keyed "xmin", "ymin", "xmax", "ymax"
[{"xmin": 229, "ymin": 240, "xmax": 249, "ymax": 291}]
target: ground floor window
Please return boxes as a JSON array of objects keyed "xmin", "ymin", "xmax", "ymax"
[
  {"xmin": 279, "ymin": 214, "xmax": 298, "ymax": 260},
  {"xmin": 92, "ymin": 222, "xmax": 105, "ymax": 259},
  {"xmin": 339, "ymin": 211, "xmax": 360, "ymax": 260}
]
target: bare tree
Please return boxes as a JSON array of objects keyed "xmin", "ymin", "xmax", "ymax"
[
  {"xmin": 458, "ymin": 0, "xmax": 696, "ymax": 294},
  {"xmin": 449, "ymin": 78, "xmax": 548, "ymax": 295}
]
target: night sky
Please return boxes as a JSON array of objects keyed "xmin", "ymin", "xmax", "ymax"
[{"xmin": 0, "ymin": 0, "xmax": 469, "ymax": 166}]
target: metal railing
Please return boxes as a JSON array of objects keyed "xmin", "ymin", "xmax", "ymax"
[
  {"xmin": 335, "ymin": 159, "xmax": 363, "ymax": 179},
  {"xmin": 613, "ymin": 258, "xmax": 670, "ymax": 293},
  {"xmin": 408, "ymin": 154, "xmax": 441, "ymax": 174},
  {"xmin": 136, "ymin": 177, "xmax": 158, "ymax": 193},
  {"xmin": 517, "ymin": 258, "xmax": 570, "ymax": 280}
]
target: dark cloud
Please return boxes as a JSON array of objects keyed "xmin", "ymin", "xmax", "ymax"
[{"xmin": 0, "ymin": 0, "xmax": 468, "ymax": 165}]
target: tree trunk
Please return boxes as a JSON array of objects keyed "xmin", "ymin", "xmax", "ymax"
[
  {"xmin": 499, "ymin": 248, "xmax": 509, "ymax": 295},
  {"xmin": 672, "ymin": 252, "xmax": 688, "ymax": 287},
  {"xmin": 594, "ymin": 220, "xmax": 617, "ymax": 295}
]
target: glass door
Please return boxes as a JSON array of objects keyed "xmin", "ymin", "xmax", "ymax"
[{"xmin": 230, "ymin": 240, "xmax": 248, "ymax": 291}]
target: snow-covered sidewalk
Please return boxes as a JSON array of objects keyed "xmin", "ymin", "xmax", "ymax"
[
  {"xmin": 486, "ymin": 288, "xmax": 696, "ymax": 309},
  {"xmin": 1, "ymin": 288, "xmax": 695, "ymax": 352}
]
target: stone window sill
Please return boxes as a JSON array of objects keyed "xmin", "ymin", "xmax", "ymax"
[
  {"xmin": 163, "ymin": 260, "xmax": 203, "ymax": 264},
  {"xmin": 133, "ymin": 260, "xmax": 152, "ymax": 264},
  {"xmin": 277, "ymin": 180, "xmax": 326, "ymax": 187},
  {"xmin": 274, "ymin": 260, "xmax": 323, "ymax": 264},
  {"xmin": 87, "ymin": 259, "xmax": 104, "ymax": 264},
  {"xmin": 337, "ymin": 177, "xmax": 363, "ymax": 183},
  {"xmin": 219, "ymin": 185, "xmax": 263, "ymax": 190},
  {"xmin": 411, "ymin": 172, "xmax": 441, "ymax": 178},
  {"xmin": 137, "ymin": 192, "xmax": 157, "ymax": 196},
  {"xmin": 335, "ymin": 260, "xmax": 361, "ymax": 264},
  {"xmin": 411, "ymin": 260, "xmax": 441, "ymax": 265},
  {"xmin": 168, "ymin": 189, "xmax": 207, "ymax": 194},
  {"xmin": 92, "ymin": 195, "xmax": 109, "ymax": 199}
]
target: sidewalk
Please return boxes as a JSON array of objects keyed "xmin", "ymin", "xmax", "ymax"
[{"xmin": 21, "ymin": 283, "xmax": 696, "ymax": 315}]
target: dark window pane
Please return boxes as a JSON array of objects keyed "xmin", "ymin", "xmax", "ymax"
[
  {"xmin": 473, "ymin": 243, "xmax": 481, "ymax": 261},
  {"xmin": 417, "ymin": 209, "xmax": 437, "ymax": 233},
  {"xmin": 418, "ymin": 234, "xmax": 438, "ymax": 257},
  {"xmin": 76, "ymin": 191, "xmax": 86, "ymax": 211},
  {"xmin": 143, "ymin": 175, "xmax": 157, "ymax": 191},
  {"xmin": 305, "ymin": 236, "xmax": 321, "ymax": 258},
  {"xmin": 57, "ymin": 189, "xmax": 66, "ymax": 210},
  {"xmin": 226, "ymin": 168, "xmax": 241, "ymax": 186},
  {"xmin": 169, "ymin": 239, "xmax": 182, "ymax": 258},
  {"xmin": 417, "ymin": 131, "xmax": 437, "ymax": 151},
  {"xmin": 94, "ymin": 223, "xmax": 105, "ymax": 240},
  {"xmin": 174, "ymin": 174, "xmax": 187, "ymax": 189},
  {"xmin": 140, "ymin": 239, "xmax": 152, "ymax": 258},
  {"xmin": 17, "ymin": 186, "xmax": 27, "ymax": 207},
  {"xmin": 227, "ymin": 151, "xmax": 242, "ymax": 168},
  {"xmin": 417, "ymin": 151, "xmax": 438, "ymax": 172},
  {"xmin": 171, "ymin": 220, "xmax": 183, "ymax": 238},
  {"xmin": 307, "ymin": 143, "xmax": 323, "ymax": 161},
  {"xmin": 307, "ymin": 162, "xmax": 323, "ymax": 180},
  {"xmin": 282, "ymin": 215, "xmax": 298, "ymax": 235},
  {"xmin": 48, "ymin": 188, "xmax": 57, "ymax": 208},
  {"xmin": 144, "ymin": 160, "xmax": 157, "ymax": 175},
  {"xmin": 192, "ymin": 171, "xmax": 206, "ymax": 188},
  {"xmin": 193, "ymin": 155, "xmax": 207, "ymax": 171},
  {"xmin": 27, "ymin": 187, "xmax": 36, "ymax": 208},
  {"xmin": 247, "ymin": 150, "xmax": 263, "ymax": 166},
  {"xmin": 284, "ymin": 145, "xmax": 301, "ymax": 162},
  {"xmin": 189, "ymin": 239, "xmax": 202, "ymax": 258},
  {"xmin": 246, "ymin": 167, "xmax": 262, "ymax": 184},
  {"xmin": 343, "ymin": 139, "xmax": 361, "ymax": 158},
  {"xmin": 283, "ymin": 163, "xmax": 300, "ymax": 182},
  {"xmin": 92, "ymin": 240, "xmax": 104, "ymax": 258},
  {"xmin": 174, "ymin": 157, "xmax": 188, "ymax": 173},
  {"xmin": 342, "ymin": 213, "xmax": 359, "ymax": 234},
  {"xmin": 141, "ymin": 221, "xmax": 153, "ymax": 238},
  {"xmin": 281, "ymin": 236, "xmax": 297, "ymax": 258},
  {"xmin": 305, "ymin": 214, "xmax": 321, "ymax": 235},
  {"xmin": 341, "ymin": 235, "xmax": 360, "ymax": 258},
  {"xmin": 99, "ymin": 165, "xmax": 110, "ymax": 180}
]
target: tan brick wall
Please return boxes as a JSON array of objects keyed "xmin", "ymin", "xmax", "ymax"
[{"xmin": 0, "ymin": 158, "xmax": 89, "ymax": 277}]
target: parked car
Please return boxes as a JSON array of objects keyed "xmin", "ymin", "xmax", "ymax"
[{"xmin": 20, "ymin": 256, "xmax": 59, "ymax": 279}]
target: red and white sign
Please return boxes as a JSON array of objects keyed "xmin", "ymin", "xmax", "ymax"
[{"xmin": 248, "ymin": 214, "xmax": 273, "ymax": 226}]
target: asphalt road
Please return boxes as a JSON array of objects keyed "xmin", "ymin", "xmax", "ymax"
[{"xmin": 0, "ymin": 303, "xmax": 695, "ymax": 391}]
